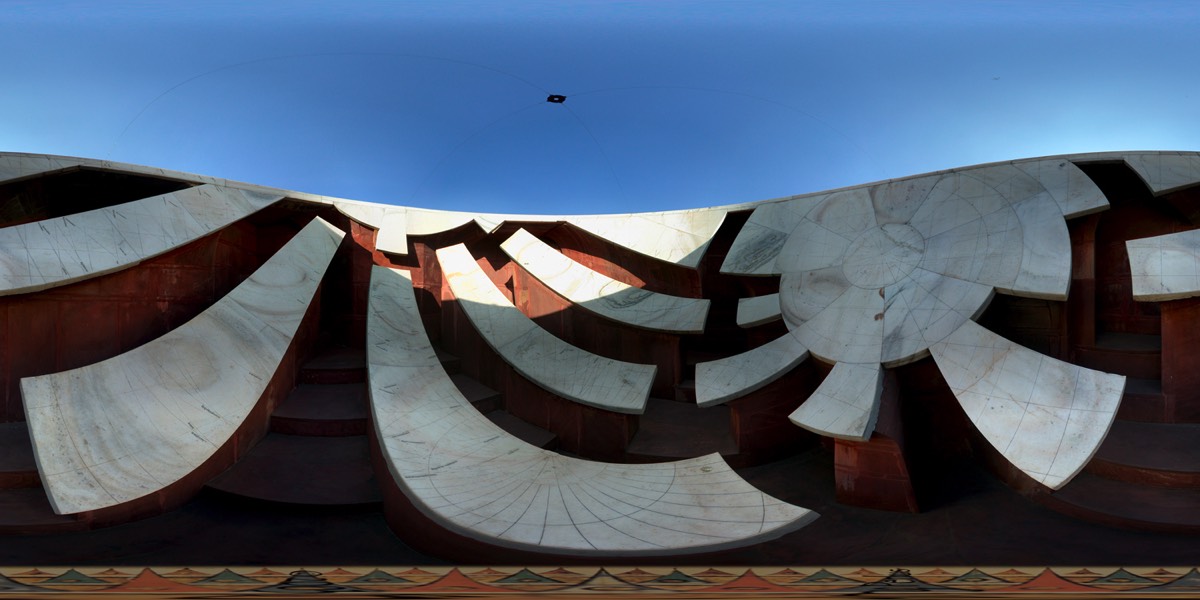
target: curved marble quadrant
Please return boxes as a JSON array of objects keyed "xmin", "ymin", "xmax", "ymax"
[
  {"xmin": 0, "ymin": 184, "xmax": 281, "ymax": 295},
  {"xmin": 929, "ymin": 320, "xmax": 1125, "ymax": 490},
  {"xmin": 788, "ymin": 362, "xmax": 882, "ymax": 441},
  {"xmin": 1127, "ymin": 229, "xmax": 1200, "ymax": 301},
  {"xmin": 390, "ymin": 205, "xmax": 731, "ymax": 267},
  {"xmin": 720, "ymin": 158, "xmax": 1106, "ymax": 283},
  {"xmin": 0, "ymin": 154, "xmax": 85, "ymax": 184},
  {"xmin": 500, "ymin": 228, "xmax": 710, "ymax": 333},
  {"xmin": 332, "ymin": 201, "xmax": 408, "ymax": 254},
  {"xmin": 694, "ymin": 333, "xmax": 809, "ymax": 408},
  {"xmin": 21, "ymin": 217, "xmax": 345, "ymax": 515},
  {"xmin": 736, "ymin": 293, "xmax": 782, "ymax": 328},
  {"xmin": 367, "ymin": 265, "xmax": 817, "ymax": 555},
  {"xmin": 1123, "ymin": 152, "xmax": 1200, "ymax": 195},
  {"xmin": 436, "ymin": 243, "xmax": 655, "ymax": 414}
]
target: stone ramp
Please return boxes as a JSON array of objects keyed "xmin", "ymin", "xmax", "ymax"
[
  {"xmin": 367, "ymin": 266, "xmax": 817, "ymax": 556},
  {"xmin": 930, "ymin": 320, "xmax": 1125, "ymax": 490},
  {"xmin": 500, "ymin": 228, "xmax": 709, "ymax": 333},
  {"xmin": 20, "ymin": 218, "xmax": 344, "ymax": 516},
  {"xmin": 694, "ymin": 333, "xmax": 808, "ymax": 407},
  {"xmin": 0, "ymin": 183, "xmax": 281, "ymax": 296},
  {"xmin": 436, "ymin": 243, "xmax": 655, "ymax": 415}
]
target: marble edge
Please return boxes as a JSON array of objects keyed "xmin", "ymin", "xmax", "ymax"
[
  {"xmin": 21, "ymin": 216, "xmax": 345, "ymax": 515},
  {"xmin": 435, "ymin": 243, "xmax": 654, "ymax": 415},
  {"xmin": 363, "ymin": 274, "xmax": 815, "ymax": 556},
  {"xmin": 499, "ymin": 228, "xmax": 710, "ymax": 333},
  {"xmin": 736, "ymin": 294, "xmax": 783, "ymax": 328},
  {"xmin": 0, "ymin": 184, "xmax": 284, "ymax": 297}
]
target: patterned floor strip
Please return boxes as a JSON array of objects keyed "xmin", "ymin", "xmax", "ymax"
[{"xmin": 1, "ymin": 566, "xmax": 1199, "ymax": 597}]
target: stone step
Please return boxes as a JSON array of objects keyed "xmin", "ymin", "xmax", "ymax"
[
  {"xmin": 299, "ymin": 347, "xmax": 366, "ymax": 384},
  {"xmin": 0, "ymin": 422, "xmax": 38, "ymax": 489},
  {"xmin": 0, "ymin": 487, "xmax": 87, "ymax": 534},
  {"xmin": 1114, "ymin": 378, "xmax": 1175, "ymax": 423},
  {"xmin": 1088, "ymin": 420, "xmax": 1200, "ymax": 486},
  {"xmin": 435, "ymin": 347, "xmax": 461, "ymax": 375},
  {"xmin": 1075, "ymin": 332, "xmax": 1161, "ymax": 380},
  {"xmin": 270, "ymin": 384, "xmax": 369, "ymax": 436},
  {"xmin": 484, "ymin": 410, "xmax": 558, "ymax": 450},
  {"xmin": 626, "ymin": 397, "xmax": 738, "ymax": 463},
  {"xmin": 205, "ymin": 434, "xmax": 381, "ymax": 507},
  {"xmin": 1041, "ymin": 471, "xmax": 1200, "ymax": 533},
  {"xmin": 450, "ymin": 374, "xmax": 501, "ymax": 413},
  {"xmin": 673, "ymin": 378, "xmax": 696, "ymax": 403}
]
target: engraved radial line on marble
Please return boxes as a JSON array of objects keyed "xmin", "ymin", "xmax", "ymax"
[
  {"xmin": 366, "ymin": 266, "xmax": 817, "ymax": 555},
  {"xmin": 21, "ymin": 217, "xmax": 345, "ymax": 515},
  {"xmin": 929, "ymin": 320, "xmax": 1124, "ymax": 489}
]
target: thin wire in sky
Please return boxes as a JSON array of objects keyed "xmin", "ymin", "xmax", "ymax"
[
  {"xmin": 557, "ymin": 102, "xmax": 630, "ymax": 207},
  {"xmin": 105, "ymin": 51, "xmax": 552, "ymax": 161},
  {"xmin": 407, "ymin": 99, "xmax": 548, "ymax": 203},
  {"xmin": 562, "ymin": 84, "xmax": 890, "ymax": 183}
]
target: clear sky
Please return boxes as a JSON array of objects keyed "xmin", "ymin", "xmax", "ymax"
[{"xmin": 3, "ymin": 1, "xmax": 1198, "ymax": 214}]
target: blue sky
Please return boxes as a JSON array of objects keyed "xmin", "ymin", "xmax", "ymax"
[{"xmin": 3, "ymin": 1, "xmax": 1198, "ymax": 214}]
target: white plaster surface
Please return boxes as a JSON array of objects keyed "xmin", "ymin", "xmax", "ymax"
[
  {"xmin": 21, "ymin": 217, "xmax": 345, "ymax": 515},
  {"xmin": 500, "ymin": 228, "xmax": 709, "ymax": 333},
  {"xmin": 788, "ymin": 361, "xmax": 882, "ymax": 441},
  {"xmin": 929, "ymin": 320, "xmax": 1125, "ymax": 490},
  {"xmin": 694, "ymin": 332, "xmax": 809, "ymax": 407},
  {"xmin": 0, "ymin": 184, "xmax": 281, "ymax": 295},
  {"xmin": 436, "ymin": 243, "xmax": 656, "ymax": 414},
  {"xmin": 367, "ymin": 265, "xmax": 817, "ymax": 555},
  {"xmin": 1124, "ymin": 152, "xmax": 1200, "ymax": 195},
  {"xmin": 736, "ymin": 293, "xmax": 782, "ymax": 328},
  {"xmin": 1127, "ymin": 229, "xmax": 1200, "ymax": 301}
]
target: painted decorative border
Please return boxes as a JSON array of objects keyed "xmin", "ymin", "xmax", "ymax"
[{"xmin": 0, "ymin": 565, "xmax": 1197, "ymax": 597}]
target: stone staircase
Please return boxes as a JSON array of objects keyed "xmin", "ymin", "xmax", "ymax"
[
  {"xmin": 0, "ymin": 422, "xmax": 87, "ymax": 533},
  {"xmin": 205, "ymin": 346, "xmax": 382, "ymax": 508},
  {"xmin": 1040, "ymin": 419, "xmax": 1200, "ymax": 532}
]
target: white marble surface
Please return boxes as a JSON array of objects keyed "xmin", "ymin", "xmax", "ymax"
[
  {"xmin": 330, "ymin": 202, "xmax": 408, "ymax": 254},
  {"xmin": 788, "ymin": 361, "xmax": 882, "ymax": 441},
  {"xmin": 769, "ymin": 166, "xmax": 1078, "ymax": 368},
  {"xmin": 0, "ymin": 184, "xmax": 281, "ymax": 295},
  {"xmin": 1124, "ymin": 152, "xmax": 1200, "ymax": 195},
  {"xmin": 367, "ymin": 266, "xmax": 816, "ymax": 555},
  {"xmin": 1012, "ymin": 158, "xmax": 1109, "ymax": 218},
  {"xmin": 436, "ymin": 243, "xmax": 656, "ymax": 414},
  {"xmin": 21, "ymin": 217, "xmax": 345, "ymax": 515},
  {"xmin": 475, "ymin": 209, "xmax": 731, "ymax": 268},
  {"xmin": 339, "ymin": 204, "xmax": 730, "ymax": 267},
  {"xmin": 0, "ymin": 154, "xmax": 85, "ymax": 184},
  {"xmin": 930, "ymin": 320, "xmax": 1125, "ymax": 490},
  {"xmin": 736, "ymin": 293, "xmax": 782, "ymax": 328},
  {"xmin": 694, "ymin": 332, "xmax": 809, "ymax": 407},
  {"xmin": 717, "ymin": 158, "xmax": 1110, "ymax": 444},
  {"xmin": 720, "ymin": 195, "xmax": 824, "ymax": 276},
  {"xmin": 1127, "ymin": 229, "xmax": 1200, "ymax": 300},
  {"xmin": 500, "ymin": 228, "xmax": 710, "ymax": 333}
]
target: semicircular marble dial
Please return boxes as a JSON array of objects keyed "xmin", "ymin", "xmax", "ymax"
[{"xmin": 719, "ymin": 157, "xmax": 1133, "ymax": 489}]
